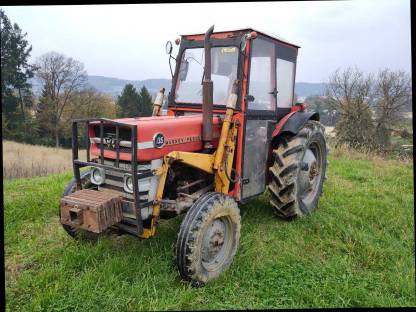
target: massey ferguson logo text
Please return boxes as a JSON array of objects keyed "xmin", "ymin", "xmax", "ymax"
[
  {"xmin": 103, "ymin": 135, "xmax": 118, "ymax": 149},
  {"xmin": 165, "ymin": 135, "xmax": 202, "ymax": 146}
]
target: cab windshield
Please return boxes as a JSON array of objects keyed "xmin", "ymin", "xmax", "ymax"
[{"xmin": 175, "ymin": 46, "xmax": 239, "ymax": 105}]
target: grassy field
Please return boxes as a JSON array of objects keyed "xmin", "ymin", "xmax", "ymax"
[{"xmin": 4, "ymin": 148, "xmax": 415, "ymax": 310}]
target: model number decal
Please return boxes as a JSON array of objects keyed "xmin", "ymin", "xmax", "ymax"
[{"xmin": 153, "ymin": 133, "xmax": 165, "ymax": 148}]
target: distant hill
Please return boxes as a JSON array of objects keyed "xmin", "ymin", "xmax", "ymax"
[
  {"xmin": 295, "ymin": 82, "xmax": 326, "ymax": 97},
  {"xmin": 30, "ymin": 75, "xmax": 327, "ymax": 98},
  {"xmin": 86, "ymin": 76, "xmax": 171, "ymax": 97},
  {"xmin": 29, "ymin": 76, "xmax": 172, "ymax": 99}
]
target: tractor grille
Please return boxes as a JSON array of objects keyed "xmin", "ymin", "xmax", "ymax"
[
  {"xmin": 97, "ymin": 159, "xmax": 162, "ymax": 221},
  {"xmin": 93, "ymin": 125, "xmax": 132, "ymax": 140},
  {"xmin": 92, "ymin": 125, "xmax": 132, "ymax": 153},
  {"xmin": 98, "ymin": 159, "xmax": 151, "ymax": 202}
]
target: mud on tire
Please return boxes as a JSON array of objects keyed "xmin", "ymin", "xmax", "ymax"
[
  {"xmin": 175, "ymin": 192, "xmax": 241, "ymax": 286},
  {"xmin": 268, "ymin": 120, "xmax": 328, "ymax": 219}
]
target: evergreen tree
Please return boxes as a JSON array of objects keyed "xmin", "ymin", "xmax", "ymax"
[
  {"xmin": 1, "ymin": 9, "xmax": 36, "ymax": 139},
  {"xmin": 116, "ymin": 84, "xmax": 141, "ymax": 117},
  {"xmin": 138, "ymin": 86, "xmax": 153, "ymax": 117},
  {"xmin": 35, "ymin": 85, "xmax": 55, "ymax": 143}
]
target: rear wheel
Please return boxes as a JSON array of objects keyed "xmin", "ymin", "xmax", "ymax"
[
  {"xmin": 175, "ymin": 192, "xmax": 241, "ymax": 286},
  {"xmin": 268, "ymin": 120, "xmax": 328, "ymax": 219}
]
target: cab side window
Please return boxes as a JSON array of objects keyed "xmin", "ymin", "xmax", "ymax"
[
  {"xmin": 276, "ymin": 58, "xmax": 295, "ymax": 108},
  {"xmin": 248, "ymin": 38, "xmax": 275, "ymax": 111},
  {"xmin": 275, "ymin": 42, "xmax": 296, "ymax": 108}
]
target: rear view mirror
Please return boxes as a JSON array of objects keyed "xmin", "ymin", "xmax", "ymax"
[
  {"xmin": 166, "ymin": 41, "xmax": 177, "ymax": 78},
  {"xmin": 165, "ymin": 41, "xmax": 173, "ymax": 55},
  {"xmin": 179, "ymin": 59, "xmax": 189, "ymax": 81}
]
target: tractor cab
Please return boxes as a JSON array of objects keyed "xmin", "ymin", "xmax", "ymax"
[
  {"xmin": 168, "ymin": 28, "xmax": 299, "ymax": 116},
  {"xmin": 166, "ymin": 28, "xmax": 301, "ymax": 200}
]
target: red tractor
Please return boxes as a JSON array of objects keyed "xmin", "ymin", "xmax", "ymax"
[{"xmin": 60, "ymin": 26, "xmax": 328, "ymax": 286}]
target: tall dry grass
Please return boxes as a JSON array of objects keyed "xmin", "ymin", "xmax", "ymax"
[
  {"xmin": 329, "ymin": 142, "xmax": 413, "ymax": 164},
  {"xmin": 3, "ymin": 139, "xmax": 411, "ymax": 181},
  {"xmin": 2, "ymin": 140, "xmax": 85, "ymax": 180}
]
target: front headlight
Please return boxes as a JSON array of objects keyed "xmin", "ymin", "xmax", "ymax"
[
  {"xmin": 91, "ymin": 167, "xmax": 105, "ymax": 185},
  {"xmin": 123, "ymin": 174, "xmax": 134, "ymax": 193}
]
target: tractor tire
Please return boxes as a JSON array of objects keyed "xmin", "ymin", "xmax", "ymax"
[
  {"xmin": 175, "ymin": 192, "xmax": 241, "ymax": 287},
  {"xmin": 268, "ymin": 120, "xmax": 328, "ymax": 219},
  {"xmin": 59, "ymin": 170, "xmax": 102, "ymax": 241}
]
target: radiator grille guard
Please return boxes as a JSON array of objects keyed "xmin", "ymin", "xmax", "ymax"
[
  {"xmin": 91, "ymin": 125, "xmax": 133, "ymax": 153},
  {"xmin": 71, "ymin": 118, "xmax": 153, "ymax": 236}
]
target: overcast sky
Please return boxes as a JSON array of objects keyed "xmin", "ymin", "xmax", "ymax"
[{"xmin": 1, "ymin": 1, "xmax": 411, "ymax": 83}]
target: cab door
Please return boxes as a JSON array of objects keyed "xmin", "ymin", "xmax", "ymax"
[
  {"xmin": 241, "ymin": 36, "xmax": 277, "ymax": 200},
  {"xmin": 241, "ymin": 36, "xmax": 297, "ymax": 200}
]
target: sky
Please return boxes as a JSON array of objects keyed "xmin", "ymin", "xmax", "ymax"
[{"xmin": 1, "ymin": 1, "xmax": 412, "ymax": 83}]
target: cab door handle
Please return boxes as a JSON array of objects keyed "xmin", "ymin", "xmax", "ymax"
[{"xmin": 268, "ymin": 88, "xmax": 279, "ymax": 98}]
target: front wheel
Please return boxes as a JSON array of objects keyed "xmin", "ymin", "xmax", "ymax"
[
  {"xmin": 175, "ymin": 192, "xmax": 241, "ymax": 286},
  {"xmin": 268, "ymin": 120, "xmax": 328, "ymax": 219}
]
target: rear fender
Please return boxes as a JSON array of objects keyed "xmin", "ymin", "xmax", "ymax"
[
  {"xmin": 266, "ymin": 109, "xmax": 320, "ymax": 183},
  {"xmin": 272, "ymin": 111, "xmax": 320, "ymax": 138}
]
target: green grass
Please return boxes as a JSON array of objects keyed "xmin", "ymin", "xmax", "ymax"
[{"xmin": 4, "ymin": 152, "xmax": 415, "ymax": 310}]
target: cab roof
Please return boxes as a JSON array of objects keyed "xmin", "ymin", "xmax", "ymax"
[{"xmin": 181, "ymin": 27, "xmax": 300, "ymax": 49}]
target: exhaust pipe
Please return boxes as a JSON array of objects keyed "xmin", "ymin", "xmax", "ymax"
[
  {"xmin": 202, "ymin": 25, "xmax": 215, "ymax": 149},
  {"xmin": 152, "ymin": 87, "xmax": 165, "ymax": 116}
]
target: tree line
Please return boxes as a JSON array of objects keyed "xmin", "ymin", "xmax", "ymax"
[
  {"xmin": 305, "ymin": 67, "xmax": 411, "ymax": 151},
  {"xmin": 1, "ymin": 10, "xmax": 153, "ymax": 148}
]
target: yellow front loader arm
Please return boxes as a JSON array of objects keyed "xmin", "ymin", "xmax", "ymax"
[{"xmin": 142, "ymin": 107, "xmax": 238, "ymax": 238}]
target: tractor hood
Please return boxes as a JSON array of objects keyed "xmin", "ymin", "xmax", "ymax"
[{"xmin": 89, "ymin": 115, "xmax": 222, "ymax": 162}]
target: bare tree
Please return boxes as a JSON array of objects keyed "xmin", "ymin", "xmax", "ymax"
[
  {"xmin": 63, "ymin": 87, "xmax": 115, "ymax": 123},
  {"xmin": 373, "ymin": 69, "xmax": 411, "ymax": 146},
  {"xmin": 35, "ymin": 52, "xmax": 87, "ymax": 147},
  {"xmin": 325, "ymin": 67, "xmax": 375, "ymax": 149},
  {"xmin": 60, "ymin": 87, "xmax": 116, "ymax": 144}
]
